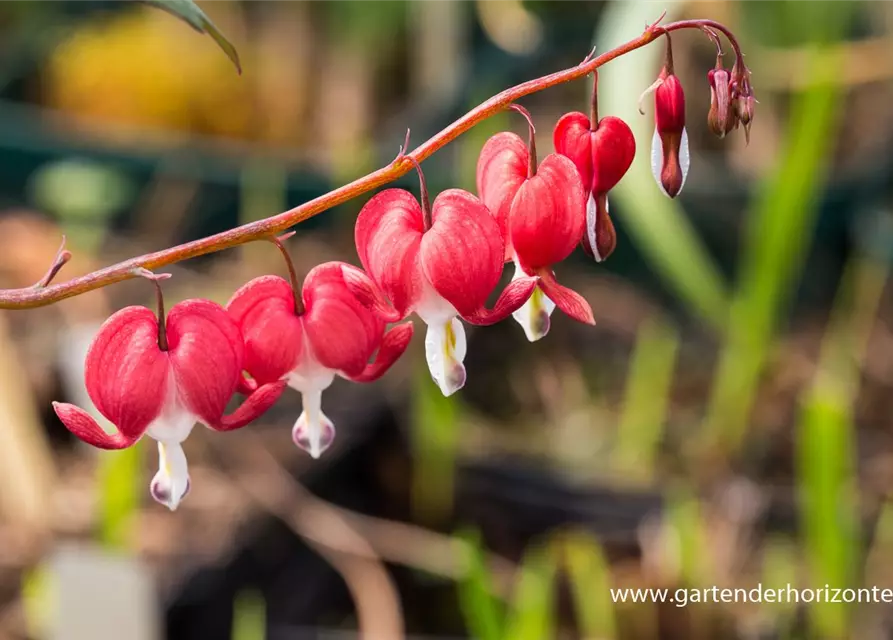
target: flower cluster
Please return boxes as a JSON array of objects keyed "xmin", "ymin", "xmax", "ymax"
[{"xmin": 53, "ymin": 30, "xmax": 752, "ymax": 510}]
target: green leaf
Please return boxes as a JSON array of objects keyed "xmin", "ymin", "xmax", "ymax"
[
  {"xmin": 614, "ymin": 319, "xmax": 679, "ymax": 479},
  {"xmin": 232, "ymin": 589, "xmax": 266, "ymax": 640},
  {"xmin": 411, "ymin": 350, "xmax": 460, "ymax": 524},
  {"xmin": 561, "ymin": 530, "xmax": 617, "ymax": 640},
  {"xmin": 797, "ymin": 389, "xmax": 858, "ymax": 638},
  {"xmin": 98, "ymin": 443, "xmax": 142, "ymax": 551},
  {"xmin": 504, "ymin": 543, "xmax": 557, "ymax": 640},
  {"xmin": 457, "ymin": 530, "xmax": 504, "ymax": 640},
  {"xmin": 142, "ymin": 0, "xmax": 241, "ymax": 73}
]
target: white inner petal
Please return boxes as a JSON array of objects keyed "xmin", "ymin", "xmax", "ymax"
[
  {"xmin": 510, "ymin": 261, "xmax": 554, "ymax": 342},
  {"xmin": 285, "ymin": 338, "xmax": 337, "ymax": 459},
  {"xmin": 678, "ymin": 127, "xmax": 691, "ymax": 193},
  {"xmin": 414, "ymin": 276, "xmax": 460, "ymax": 327},
  {"xmin": 292, "ymin": 389, "xmax": 336, "ymax": 459},
  {"xmin": 424, "ymin": 317, "xmax": 467, "ymax": 397},
  {"xmin": 151, "ymin": 440, "xmax": 190, "ymax": 511},
  {"xmin": 586, "ymin": 192, "xmax": 600, "ymax": 261},
  {"xmin": 145, "ymin": 376, "xmax": 197, "ymax": 443},
  {"xmin": 650, "ymin": 128, "xmax": 668, "ymax": 197},
  {"xmin": 145, "ymin": 377, "xmax": 198, "ymax": 510}
]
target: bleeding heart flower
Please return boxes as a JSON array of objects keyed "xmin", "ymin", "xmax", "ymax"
[
  {"xmin": 52, "ymin": 270, "xmax": 285, "ymax": 511},
  {"xmin": 640, "ymin": 34, "xmax": 689, "ymax": 199},
  {"xmin": 553, "ymin": 70, "xmax": 636, "ymax": 262},
  {"xmin": 226, "ymin": 240, "xmax": 414, "ymax": 459},
  {"xmin": 477, "ymin": 104, "xmax": 593, "ymax": 342},
  {"xmin": 354, "ymin": 158, "xmax": 536, "ymax": 395}
]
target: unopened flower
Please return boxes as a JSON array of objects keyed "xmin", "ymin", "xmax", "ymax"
[
  {"xmin": 707, "ymin": 64, "xmax": 735, "ymax": 139},
  {"xmin": 553, "ymin": 70, "xmax": 636, "ymax": 262},
  {"xmin": 354, "ymin": 158, "xmax": 536, "ymax": 395},
  {"xmin": 227, "ymin": 244, "xmax": 413, "ymax": 459},
  {"xmin": 53, "ymin": 271, "xmax": 285, "ymax": 510},
  {"xmin": 732, "ymin": 61, "xmax": 756, "ymax": 144},
  {"xmin": 477, "ymin": 105, "xmax": 593, "ymax": 342},
  {"xmin": 640, "ymin": 35, "xmax": 689, "ymax": 198}
]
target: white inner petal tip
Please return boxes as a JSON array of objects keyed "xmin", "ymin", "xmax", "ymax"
[
  {"xmin": 511, "ymin": 263, "xmax": 555, "ymax": 342},
  {"xmin": 650, "ymin": 128, "xmax": 668, "ymax": 197},
  {"xmin": 151, "ymin": 441, "xmax": 190, "ymax": 511},
  {"xmin": 679, "ymin": 127, "xmax": 690, "ymax": 193},
  {"xmin": 293, "ymin": 390, "xmax": 335, "ymax": 458},
  {"xmin": 424, "ymin": 317, "xmax": 467, "ymax": 396},
  {"xmin": 586, "ymin": 193, "xmax": 601, "ymax": 262}
]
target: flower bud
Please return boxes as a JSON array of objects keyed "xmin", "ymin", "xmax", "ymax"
[
  {"xmin": 650, "ymin": 70, "xmax": 689, "ymax": 198},
  {"xmin": 707, "ymin": 67, "xmax": 736, "ymax": 139}
]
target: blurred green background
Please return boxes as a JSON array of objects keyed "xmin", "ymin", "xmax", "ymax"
[{"xmin": 0, "ymin": 1, "xmax": 892, "ymax": 638}]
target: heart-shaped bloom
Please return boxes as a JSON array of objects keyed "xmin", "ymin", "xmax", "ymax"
[
  {"xmin": 553, "ymin": 72, "xmax": 636, "ymax": 262},
  {"xmin": 227, "ymin": 256, "xmax": 414, "ymax": 459},
  {"xmin": 477, "ymin": 106, "xmax": 593, "ymax": 342},
  {"xmin": 53, "ymin": 277, "xmax": 285, "ymax": 511},
  {"xmin": 640, "ymin": 35, "xmax": 689, "ymax": 199},
  {"xmin": 354, "ymin": 159, "xmax": 536, "ymax": 396}
]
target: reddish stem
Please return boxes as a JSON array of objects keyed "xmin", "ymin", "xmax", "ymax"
[
  {"xmin": 268, "ymin": 232, "xmax": 304, "ymax": 315},
  {"xmin": 589, "ymin": 70, "xmax": 599, "ymax": 129},
  {"xmin": 133, "ymin": 268, "xmax": 172, "ymax": 351},
  {"xmin": 663, "ymin": 32, "xmax": 675, "ymax": 74},
  {"xmin": 406, "ymin": 156, "xmax": 432, "ymax": 231},
  {"xmin": 0, "ymin": 16, "xmax": 742, "ymax": 310},
  {"xmin": 33, "ymin": 236, "xmax": 71, "ymax": 289},
  {"xmin": 662, "ymin": 18, "xmax": 744, "ymax": 65},
  {"xmin": 508, "ymin": 103, "xmax": 537, "ymax": 178}
]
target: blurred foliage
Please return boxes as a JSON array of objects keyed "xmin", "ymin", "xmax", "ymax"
[
  {"xmin": 457, "ymin": 530, "xmax": 503, "ymax": 640},
  {"xmin": 503, "ymin": 540, "xmax": 557, "ymax": 640},
  {"xmin": 614, "ymin": 319, "xmax": 678, "ymax": 480},
  {"xmin": 411, "ymin": 349, "xmax": 460, "ymax": 525},
  {"xmin": 45, "ymin": 7, "xmax": 251, "ymax": 137},
  {"xmin": 142, "ymin": 0, "xmax": 241, "ymax": 72},
  {"xmin": 231, "ymin": 589, "xmax": 266, "ymax": 640},
  {"xmin": 561, "ymin": 530, "xmax": 618, "ymax": 640},
  {"xmin": 324, "ymin": 0, "xmax": 407, "ymax": 52},
  {"xmin": 98, "ymin": 444, "xmax": 142, "ymax": 551},
  {"xmin": 704, "ymin": 44, "xmax": 846, "ymax": 453}
]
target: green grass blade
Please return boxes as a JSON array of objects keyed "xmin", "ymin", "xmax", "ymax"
[
  {"xmin": 560, "ymin": 530, "xmax": 617, "ymax": 640},
  {"xmin": 232, "ymin": 589, "xmax": 266, "ymax": 640},
  {"xmin": 797, "ymin": 387, "xmax": 858, "ymax": 639},
  {"xmin": 456, "ymin": 530, "xmax": 504, "ymax": 640},
  {"xmin": 411, "ymin": 351, "xmax": 460, "ymax": 524},
  {"xmin": 98, "ymin": 443, "xmax": 142, "ymax": 551},
  {"xmin": 504, "ymin": 542, "xmax": 557, "ymax": 640},
  {"xmin": 761, "ymin": 537, "xmax": 799, "ymax": 640},
  {"xmin": 613, "ymin": 319, "xmax": 679, "ymax": 479}
]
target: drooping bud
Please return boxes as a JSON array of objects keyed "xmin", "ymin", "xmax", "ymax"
[
  {"xmin": 707, "ymin": 64, "xmax": 735, "ymax": 139},
  {"xmin": 732, "ymin": 62, "xmax": 756, "ymax": 144},
  {"xmin": 643, "ymin": 34, "xmax": 689, "ymax": 199}
]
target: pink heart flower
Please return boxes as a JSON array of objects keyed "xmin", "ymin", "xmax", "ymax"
[
  {"xmin": 553, "ymin": 106, "xmax": 635, "ymax": 262},
  {"xmin": 354, "ymin": 159, "xmax": 536, "ymax": 396},
  {"xmin": 477, "ymin": 105, "xmax": 593, "ymax": 342},
  {"xmin": 53, "ymin": 274, "xmax": 285, "ymax": 510},
  {"xmin": 227, "ymin": 254, "xmax": 413, "ymax": 459}
]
